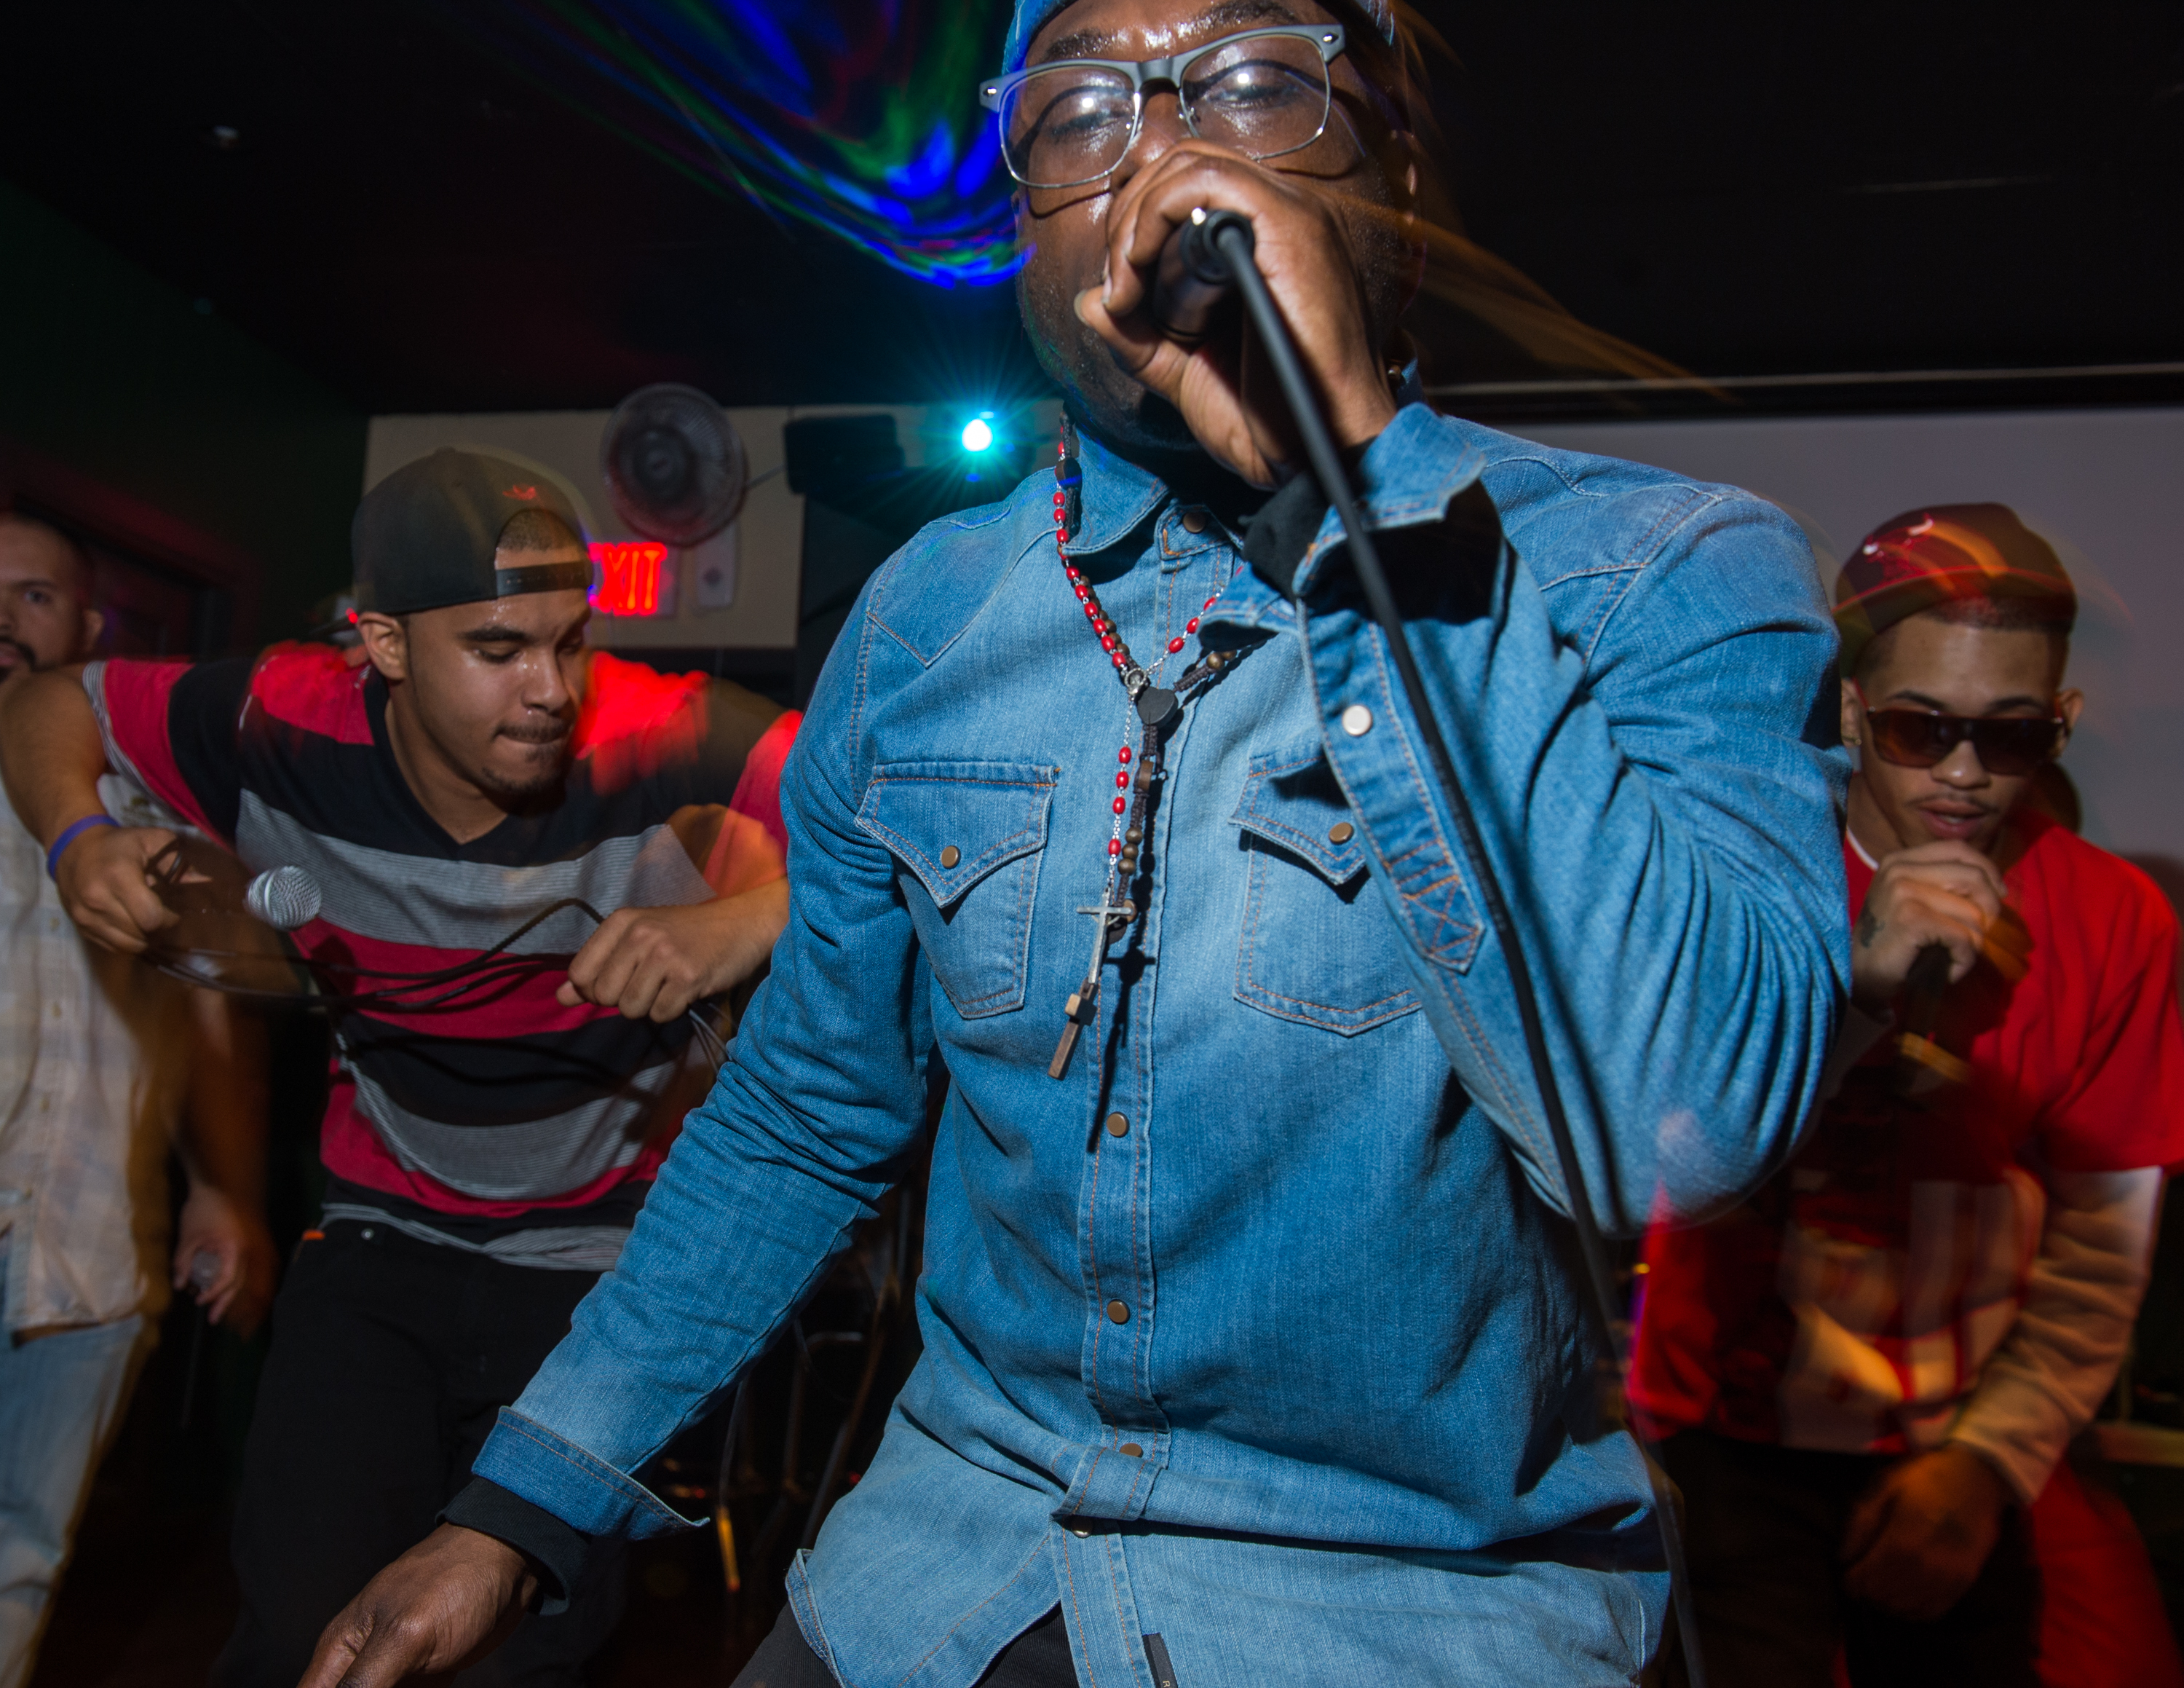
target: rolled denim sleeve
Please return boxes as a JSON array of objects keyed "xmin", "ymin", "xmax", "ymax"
[
  {"xmin": 472, "ymin": 588, "xmax": 935, "ymax": 1537},
  {"xmin": 1291, "ymin": 405, "xmax": 1849, "ymax": 1231}
]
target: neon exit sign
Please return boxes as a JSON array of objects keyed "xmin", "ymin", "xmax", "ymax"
[{"xmin": 587, "ymin": 541, "xmax": 668, "ymax": 616}]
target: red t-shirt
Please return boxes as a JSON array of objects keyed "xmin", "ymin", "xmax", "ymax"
[{"xmin": 1631, "ymin": 813, "xmax": 2184, "ymax": 1452}]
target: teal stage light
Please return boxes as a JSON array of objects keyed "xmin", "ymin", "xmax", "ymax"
[{"xmin": 960, "ymin": 417, "xmax": 996, "ymax": 454}]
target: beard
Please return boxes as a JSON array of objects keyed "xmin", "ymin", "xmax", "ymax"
[
  {"xmin": 472, "ymin": 719, "xmax": 572, "ymax": 802},
  {"xmin": 1018, "ymin": 260, "xmax": 1205, "ymax": 470},
  {"xmin": 0, "ymin": 636, "xmax": 44, "ymax": 674}
]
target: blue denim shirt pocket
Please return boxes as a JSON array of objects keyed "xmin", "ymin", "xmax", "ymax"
[
  {"xmin": 856, "ymin": 760, "xmax": 1057, "ymax": 1018},
  {"xmin": 1230, "ymin": 743, "xmax": 1421, "ymax": 1036}
]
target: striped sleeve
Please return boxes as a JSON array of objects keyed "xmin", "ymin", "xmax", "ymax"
[
  {"xmin": 82, "ymin": 658, "xmax": 246, "ymax": 843},
  {"xmin": 728, "ymin": 710, "xmax": 799, "ymax": 856}
]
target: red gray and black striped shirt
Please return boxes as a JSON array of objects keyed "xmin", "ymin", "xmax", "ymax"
[{"xmin": 87, "ymin": 645, "xmax": 796, "ymax": 1222}]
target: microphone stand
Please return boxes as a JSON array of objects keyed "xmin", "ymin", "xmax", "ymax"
[{"xmin": 1163, "ymin": 208, "xmax": 1711, "ymax": 1687}]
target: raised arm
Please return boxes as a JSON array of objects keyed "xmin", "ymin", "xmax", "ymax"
[
  {"xmin": 1286, "ymin": 414, "xmax": 1850, "ymax": 1231},
  {"xmin": 0, "ymin": 665, "xmax": 178, "ymax": 952},
  {"xmin": 555, "ymin": 808, "xmax": 791, "ymax": 1021},
  {"xmin": 560, "ymin": 691, "xmax": 801, "ymax": 1022}
]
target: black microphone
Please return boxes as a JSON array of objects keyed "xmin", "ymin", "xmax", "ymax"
[
  {"xmin": 1891, "ymin": 942, "xmax": 1961, "ymax": 1096},
  {"xmin": 1899, "ymin": 942, "xmax": 1952, "ymax": 1038},
  {"xmin": 1151, "ymin": 208, "xmax": 1256, "ymax": 344}
]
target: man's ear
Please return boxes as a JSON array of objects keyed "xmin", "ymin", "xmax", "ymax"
[
  {"xmin": 1840, "ymin": 677, "xmax": 1864, "ymax": 749},
  {"xmin": 75, "ymin": 606, "xmax": 105, "ymax": 660},
  {"xmin": 355, "ymin": 612, "xmax": 410, "ymax": 682},
  {"xmin": 2057, "ymin": 687, "xmax": 2086, "ymax": 740}
]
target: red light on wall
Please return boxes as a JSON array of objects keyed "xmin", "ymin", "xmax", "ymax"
[{"xmin": 587, "ymin": 541, "xmax": 668, "ymax": 616}]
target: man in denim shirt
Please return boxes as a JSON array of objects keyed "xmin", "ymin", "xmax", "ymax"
[{"xmin": 302, "ymin": 0, "xmax": 1850, "ymax": 1682}]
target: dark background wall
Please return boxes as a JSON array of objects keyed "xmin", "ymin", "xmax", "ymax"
[{"xmin": 0, "ymin": 178, "xmax": 365, "ymax": 648}]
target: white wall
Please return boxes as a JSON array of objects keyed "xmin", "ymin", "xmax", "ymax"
[
  {"xmin": 1515, "ymin": 408, "xmax": 2184, "ymax": 869},
  {"xmin": 364, "ymin": 399, "xmax": 2184, "ymax": 864},
  {"xmin": 363, "ymin": 401, "xmax": 1062, "ymax": 653}
]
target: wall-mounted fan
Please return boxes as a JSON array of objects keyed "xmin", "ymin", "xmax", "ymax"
[{"xmin": 599, "ymin": 383, "xmax": 746, "ymax": 545}]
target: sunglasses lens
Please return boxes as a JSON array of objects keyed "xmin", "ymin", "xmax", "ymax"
[
  {"xmin": 1864, "ymin": 711, "xmax": 2060, "ymax": 775},
  {"xmin": 1971, "ymin": 718, "xmax": 2062, "ymax": 776},
  {"xmin": 1866, "ymin": 711, "xmax": 1955, "ymax": 768}
]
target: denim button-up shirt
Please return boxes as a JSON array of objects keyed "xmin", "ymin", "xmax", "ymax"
[{"xmin": 475, "ymin": 406, "xmax": 1849, "ymax": 1685}]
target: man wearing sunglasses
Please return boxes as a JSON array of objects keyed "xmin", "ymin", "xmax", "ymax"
[
  {"xmin": 1634, "ymin": 504, "xmax": 2184, "ymax": 1687},
  {"xmin": 298, "ymin": 1, "xmax": 1856, "ymax": 1683}
]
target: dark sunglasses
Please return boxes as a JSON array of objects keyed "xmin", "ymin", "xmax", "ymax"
[{"xmin": 1862, "ymin": 708, "xmax": 2066, "ymax": 776}]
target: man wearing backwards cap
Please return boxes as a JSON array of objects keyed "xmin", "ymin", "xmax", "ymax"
[
  {"xmin": 1633, "ymin": 505, "xmax": 2184, "ymax": 1685},
  {"xmin": 0, "ymin": 448, "xmax": 799, "ymax": 1688},
  {"xmin": 307, "ymin": 1, "xmax": 1851, "ymax": 1683}
]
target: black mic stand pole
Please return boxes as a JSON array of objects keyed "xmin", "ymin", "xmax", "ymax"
[{"xmin": 1170, "ymin": 207, "xmax": 1710, "ymax": 1688}]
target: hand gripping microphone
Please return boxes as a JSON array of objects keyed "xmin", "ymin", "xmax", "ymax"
[
  {"xmin": 1890, "ymin": 941, "xmax": 1964, "ymax": 1097},
  {"xmin": 1144, "ymin": 202, "xmax": 1713, "ymax": 1686},
  {"xmin": 149, "ymin": 837, "xmax": 321, "ymax": 931},
  {"xmin": 1152, "ymin": 207, "xmax": 1255, "ymax": 344}
]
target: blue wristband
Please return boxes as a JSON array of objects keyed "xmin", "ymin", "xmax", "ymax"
[{"xmin": 45, "ymin": 813, "xmax": 118, "ymax": 880}]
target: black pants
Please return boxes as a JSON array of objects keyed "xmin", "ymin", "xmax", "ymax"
[
  {"xmin": 1659, "ymin": 1430, "xmax": 2038, "ymax": 1688},
  {"xmin": 735, "ymin": 1604, "xmax": 1078, "ymax": 1687},
  {"xmin": 213, "ymin": 1223, "xmax": 625, "ymax": 1688}
]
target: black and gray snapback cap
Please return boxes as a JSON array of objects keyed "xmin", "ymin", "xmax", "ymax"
[{"xmin": 352, "ymin": 448, "xmax": 591, "ymax": 615}]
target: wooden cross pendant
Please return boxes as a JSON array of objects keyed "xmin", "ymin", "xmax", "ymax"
[{"xmin": 1047, "ymin": 894, "xmax": 1134, "ymax": 1079}]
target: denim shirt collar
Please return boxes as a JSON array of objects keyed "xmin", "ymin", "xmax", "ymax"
[
  {"xmin": 1196, "ymin": 403, "xmax": 1490, "ymax": 638},
  {"xmin": 1059, "ymin": 427, "xmax": 1168, "ymax": 559},
  {"xmin": 1047, "ymin": 403, "xmax": 1487, "ymax": 656}
]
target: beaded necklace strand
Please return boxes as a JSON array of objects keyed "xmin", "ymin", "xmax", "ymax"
[{"xmin": 1048, "ymin": 417, "xmax": 1240, "ymax": 1080}]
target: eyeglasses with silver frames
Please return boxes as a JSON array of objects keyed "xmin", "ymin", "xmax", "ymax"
[{"xmin": 980, "ymin": 24, "xmax": 1348, "ymax": 191}]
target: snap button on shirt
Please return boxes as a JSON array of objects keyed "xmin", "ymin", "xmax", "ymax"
[
  {"xmin": 1180, "ymin": 508, "xmax": 1209, "ymax": 534},
  {"xmin": 1341, "ymin": 703, "xmax": 1374, "ymax": 736},
  {"xmin": 1104, "ymin": 1112, "xmax": 1128, "ymax": 1137},
  {"xmin": 1105, "ymin": 1299, "xmax": 1130, "ymax": 1324},
  {"xmin": 1329, "ymin": 821, "xmax": 1355, "ymax": 844},
  {"xmin": 938, "ymin": 845, "xmax": 960, "ymax": 869}
]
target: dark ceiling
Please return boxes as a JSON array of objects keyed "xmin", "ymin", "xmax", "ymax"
[{"xmin": 4, "ymin": 1, "xmax": 2180, "ymax": 417}]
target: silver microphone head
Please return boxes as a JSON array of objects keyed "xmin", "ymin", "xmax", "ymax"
[{"xmin": 245, "ymin": 865, "xmax": 322, "ymax": 931}]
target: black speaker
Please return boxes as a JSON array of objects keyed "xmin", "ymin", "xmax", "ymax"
[
  {"xmin": 794, "ymin": 455, "xmax": 1020, "ymax": 707},
  {"xmin": 783, "ymin": 414, "xmax": 905, "ymax": 499}
]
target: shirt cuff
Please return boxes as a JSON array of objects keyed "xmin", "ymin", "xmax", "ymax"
[
  {"xmin": 1241, "ymin": 471, "xmax": 1333, "ymax": 596},
  {"xmin": 440, "ymin": 1477, "xmax": 592, "ymax": 1617},
  {"xmin": 1286, "ymin": 406, "xmax": 1490, "ymax": 598},
  {"xmin": 472, "ymin": 1404, "xmax": 700, "ymax": 1539}
]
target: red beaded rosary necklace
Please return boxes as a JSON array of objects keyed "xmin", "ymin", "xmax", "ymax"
[{"xmin": 1048, "ymin": 417, "xmax": 1241, "ymax": 1080}]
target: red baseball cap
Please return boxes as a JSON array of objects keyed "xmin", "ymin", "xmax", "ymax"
[{"xmin": 1833, "ymin": 503, "xmax": 2075, "ymax": 673}]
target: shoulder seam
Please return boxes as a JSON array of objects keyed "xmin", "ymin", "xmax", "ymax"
[
  {"xmin": 1576, "ymin": 486, "xmax": 1740, "ymax": 664},
  {"xmin": 867, "ymin": 526, "xmax": 1046, "ymax": 670}
]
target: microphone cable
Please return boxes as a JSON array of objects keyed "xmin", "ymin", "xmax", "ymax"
[
  {"xmin": 144, "ymin": 893, "xmax": 732, "ymax": 1069},
  {"xmin": 1165, "ymin": 208, "xmax": 1710, "ymax": 1686}
]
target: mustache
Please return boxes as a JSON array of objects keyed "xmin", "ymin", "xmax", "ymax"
[
  {"xmin": 0, "ymin": 638, "xmax": 39, "ymax": 671},
  {"xmin": 496, "ymin": 717, "xmax": 573, "ymax": 746}
]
